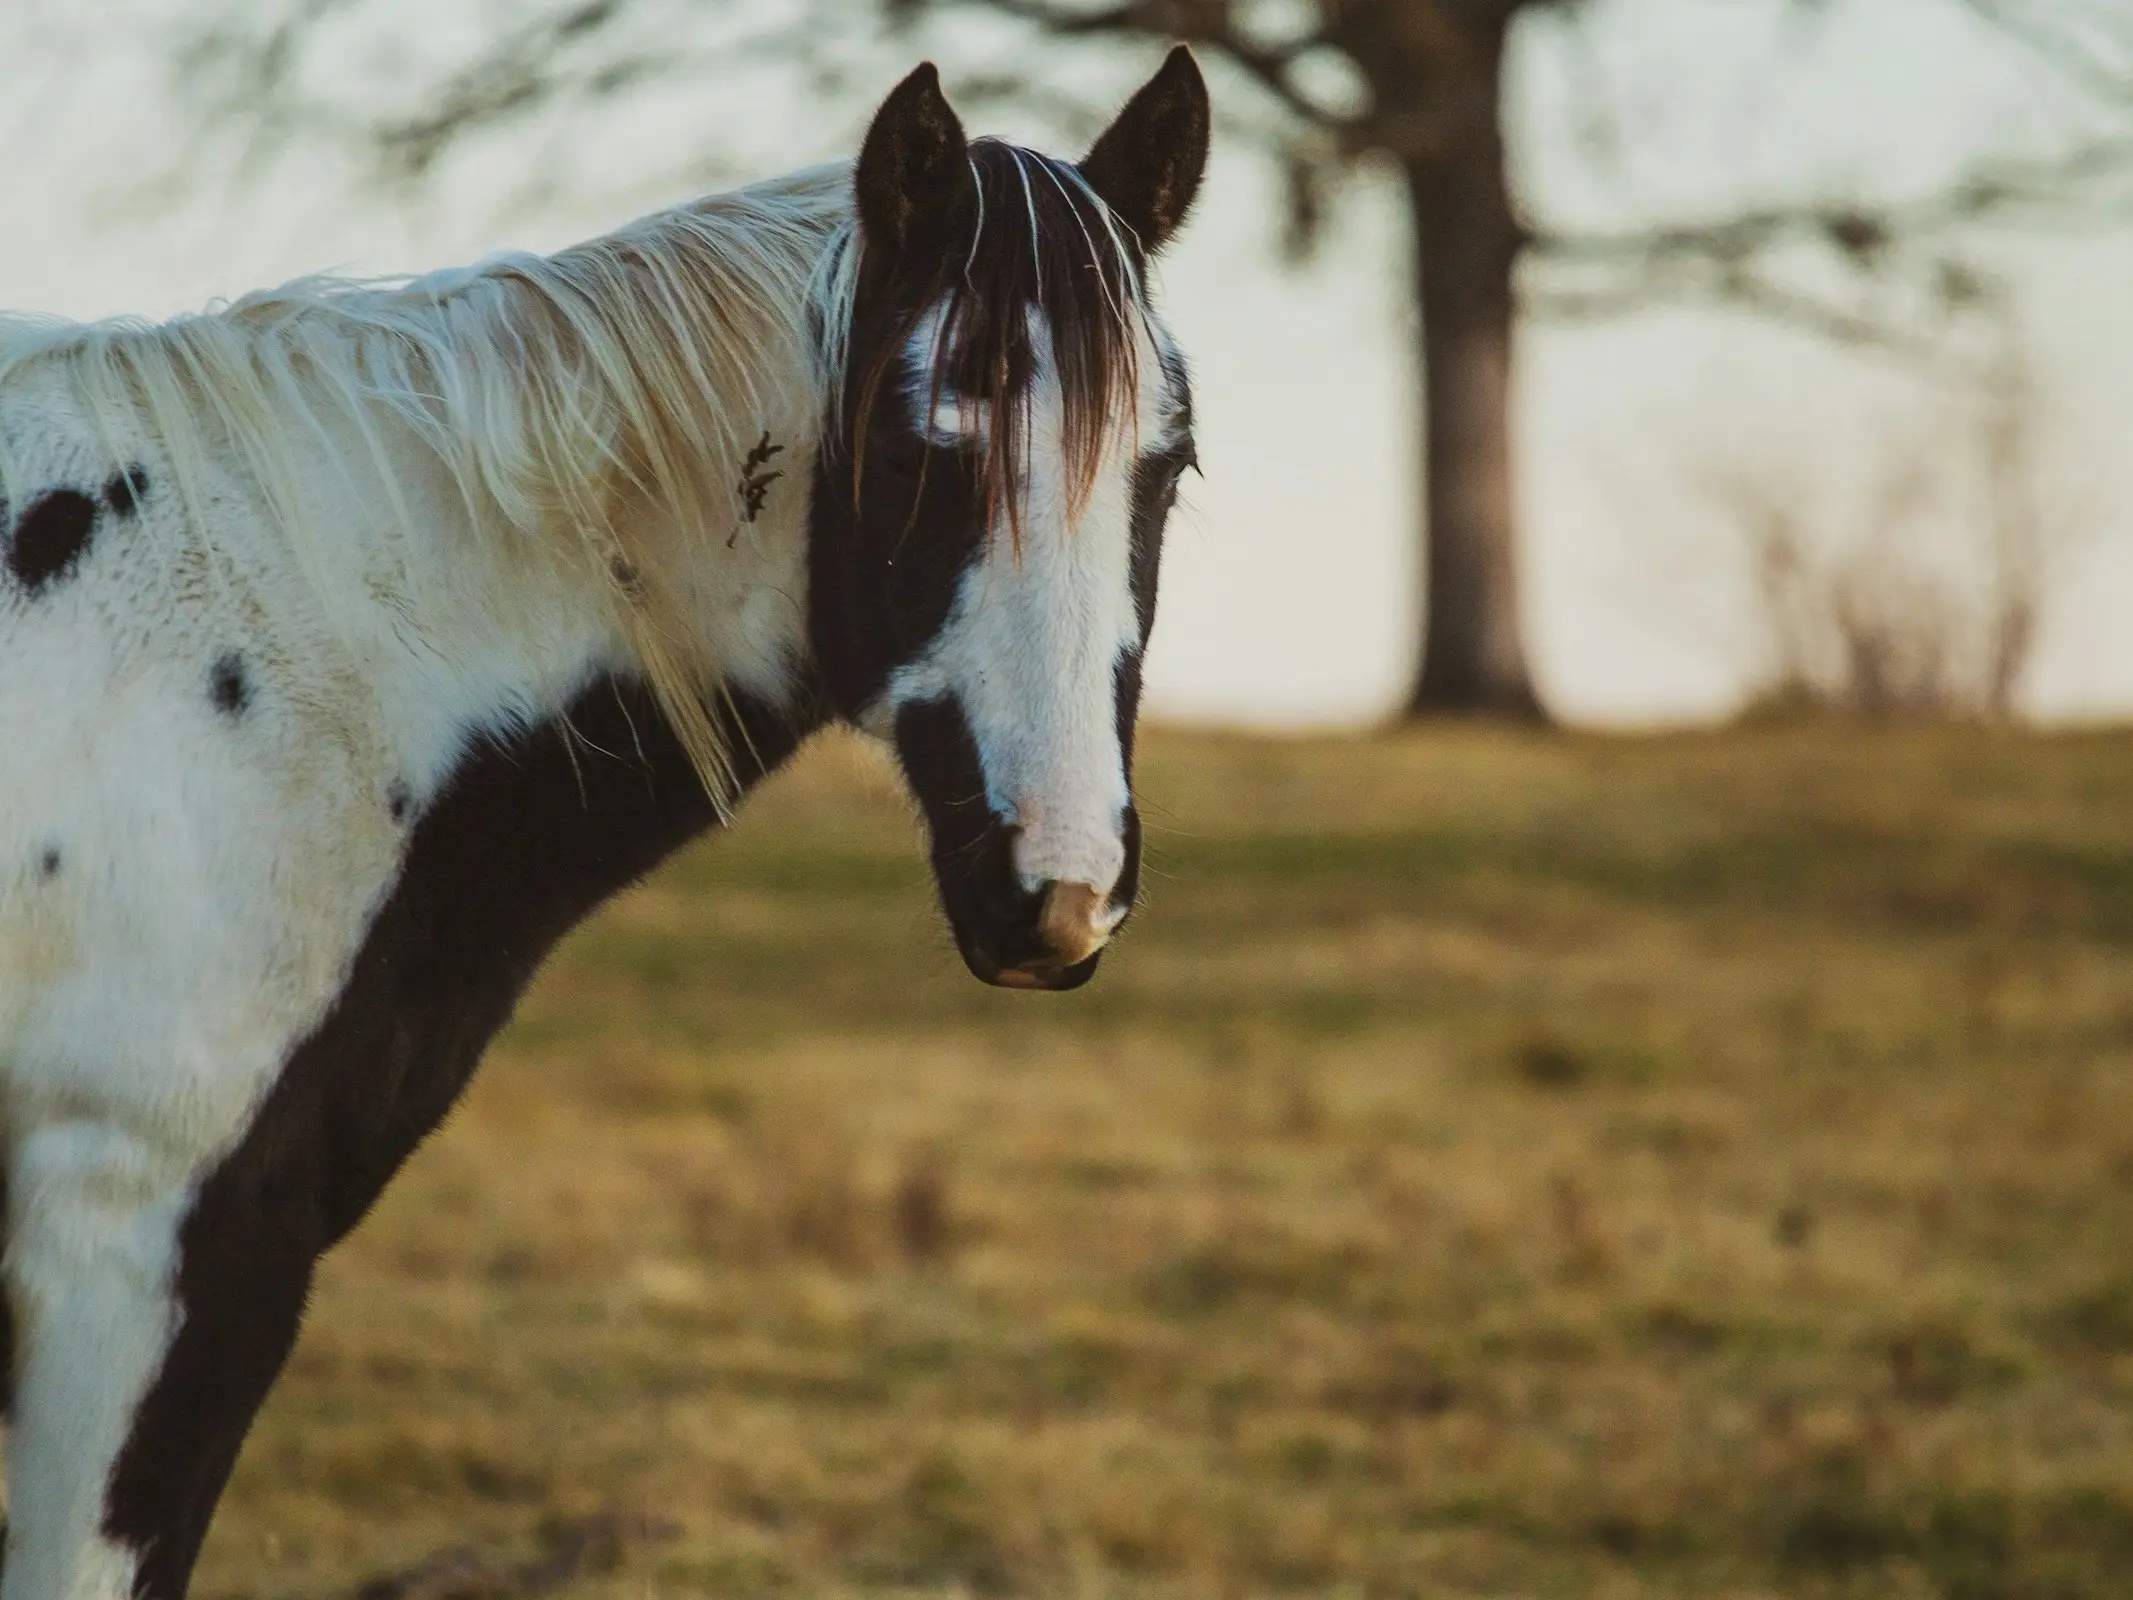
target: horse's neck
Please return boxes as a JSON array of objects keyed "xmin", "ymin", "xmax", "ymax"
[{"xmin": 231, "ymin": 390, "xmax": 824, "ymax": 794}]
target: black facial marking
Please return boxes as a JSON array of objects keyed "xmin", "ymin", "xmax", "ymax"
[
  {"xmin": 893, "ymin": 696, "xmax": 1050, "ymax": 979},
  {"xmin": 1113, "ymin": 419, "xmax": 1187, "ymax": 786},
  {"xmin": 103, "ymin": 676, "xmax": 822, "ymax": 1600},
  {"xmin": 1114, "ymin": 649, "xmax": 1146, "ymax": 784},
  {"xmin": 809, "ymin": 408, "xmax": 986, "ymax": 716},
  {"xmin": 209, "ymin": 653, "xmax": 250, "ymax": 718},
  {"xmin": 1112, "ymin": 802, "xmax": 1144, "ymax": 921},
  {"xmin": 38, "ymin": 845, "xmax": 60, "ymax": 880},
  {"xmin": 1127, "ymin": 443, "xmax": 1186, "ymax": 647},
  {"xmin": 104, "ymin": 465, "xmax": 149, "ymax": 518},
  {"xmin": 7, "ymin": 488, "xmax": 97, "ymax": 594},
  {"xmin": 387, "ymin": 782, "xmax": 413, "ymax": 825}
]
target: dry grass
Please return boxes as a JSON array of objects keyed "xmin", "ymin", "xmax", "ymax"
[{"xmin": 198, "ymin": 723, "xmax": 2133, "ymax": 1600}]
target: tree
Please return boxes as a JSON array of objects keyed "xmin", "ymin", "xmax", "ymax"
[{"xmin": 128, "ymin": 0, "xmax": 2133, "ymax": 719}]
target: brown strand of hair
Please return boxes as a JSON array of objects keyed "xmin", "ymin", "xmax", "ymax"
[{"xmin": 851, "ymin": 140, "xmax": 1144, "ymax": 554}]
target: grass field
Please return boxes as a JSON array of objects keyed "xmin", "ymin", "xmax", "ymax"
[{"xmin": 199, "ymin": 723, "xmax": 2133, "ymax": 1600}]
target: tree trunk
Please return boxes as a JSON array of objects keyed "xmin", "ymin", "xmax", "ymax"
[{"xmin": 1401, "ymin": 32, "xmax": 1542, "ymax": 720}]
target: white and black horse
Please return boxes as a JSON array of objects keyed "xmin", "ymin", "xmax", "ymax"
[{"xmin": 0, "ymin": 52, "xmax": 1207, "ymax": 1600}]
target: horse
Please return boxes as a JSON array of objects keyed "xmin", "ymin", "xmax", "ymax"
[{"xmin": 0, "ymin": 49, "xmax": 1208, "ymax": 1600}]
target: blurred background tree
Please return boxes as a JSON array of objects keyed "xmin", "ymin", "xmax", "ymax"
[{"xmin": 152, "ymin": 0, "xmax": 2133, "ymax": 721}]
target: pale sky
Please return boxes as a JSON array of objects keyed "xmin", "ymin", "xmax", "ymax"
[{"xmin": 3, "ymin": 0, "xmax": 2131, "ymax": 727}]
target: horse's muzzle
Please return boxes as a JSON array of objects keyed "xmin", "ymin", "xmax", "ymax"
[
  {"xmin": 937, "ymin": 818, "xmax": 1141, "ymax": 992},
  {"xmin": 893, "ymin": 696, "xmax": 1141, "ymax": 992},
  {"xmin": 964, "ymin": 879, "xmax": 1118, "ymax": 989}
]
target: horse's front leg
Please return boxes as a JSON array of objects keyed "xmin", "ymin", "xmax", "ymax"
[{"xmin": 3, "ymin": 1117, "xmax": 318, "ymax": 1600}]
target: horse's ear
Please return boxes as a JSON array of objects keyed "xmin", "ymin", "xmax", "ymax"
[
  {"xmin": 1079, "ymin": 46, "xmax": 1210, "ymax": 254},
  {"xmin": 855, "ymin": 62, "xmax": 974, "ymax": 259}
]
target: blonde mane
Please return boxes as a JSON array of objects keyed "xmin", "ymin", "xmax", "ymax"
[{"xmin": 0, "ymin": 162, "xmax": 864, "ymax": 807}]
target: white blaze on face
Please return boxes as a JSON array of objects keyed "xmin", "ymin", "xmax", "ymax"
[{"xmin": 879, "ymin": 305, "xmax": 1181, "ymax": 903}]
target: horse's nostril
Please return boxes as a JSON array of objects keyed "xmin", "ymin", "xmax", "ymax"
[{"xmin": 1037, "ymin": 880, "xmax": 1113, "ymax": 967}]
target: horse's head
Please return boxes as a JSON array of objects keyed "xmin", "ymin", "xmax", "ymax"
[{"xmin": 810, "ymin": 52, "xmax": 1208, "ymax": 990}]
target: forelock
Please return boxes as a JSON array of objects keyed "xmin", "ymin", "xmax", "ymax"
[{"xmin": 858, "ymin": 139, "xmax": 1153, "ymax": 546}]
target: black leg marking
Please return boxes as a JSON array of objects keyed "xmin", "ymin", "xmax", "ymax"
[
  {"xmin": 387, "ymin": 782, "xmax": 413, "ymax": 825},
  {"xmin": 7, "ymin": 489, "xmax": 97, "ymax": 594},
  {"xmin": 208, "ymin": 654, "xmax": 250, "ymax": 718},
  {"xmin": 102, "ymin": 676, "xmax": 820, "ymax": 1600},
  {"xmin": 103, "ymin": 467, "xmax": 149, "ymax": 518}
]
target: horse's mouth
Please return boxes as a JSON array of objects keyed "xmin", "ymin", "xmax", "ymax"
[{"xmin": 956, "ymin": 937, "xmax": 1103, "ymax": 992}]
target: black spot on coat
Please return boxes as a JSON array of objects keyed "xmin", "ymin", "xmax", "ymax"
[
  {"xmin": 104, "ymin": 466, "xmax": 149, "ymax": 517},
  {"xmin": 38, "ymin": 846, "xmax": 59, "ymax": 879},
  {"xmin": 7, "ymin": 489, "xmax": 97, "ymax": 594},
  {"xmin": 209, "ymin": 654, "xmax": 250, "ymax": 717}
]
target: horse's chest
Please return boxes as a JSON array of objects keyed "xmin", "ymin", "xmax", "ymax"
[{"xmin": 0, "ymin": 585, "xmax": 409, "ymax": 1152}]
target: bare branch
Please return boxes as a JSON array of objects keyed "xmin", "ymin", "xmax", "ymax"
[
  {"xmin": 1530, "ymin": 132, "xmax": 2133, "ymax": 283},
  {"xmin": 136, "ymin": 0, "xmax": 2133, "ymax": 369},
  {"xmin": 1526, "ymin": 268, "xmax": 1959, "ymax": 370},
  {"xmin": 948, "ymin": 0, "xmax": 1142, "ymax": 36},
  {"xmin": 927, "ymin": 0, "xmax": 1351, "ymax": 130},
  {"xmin": 1202, "ymin": 35, "xmax": 1349, "ymax": 131}
]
